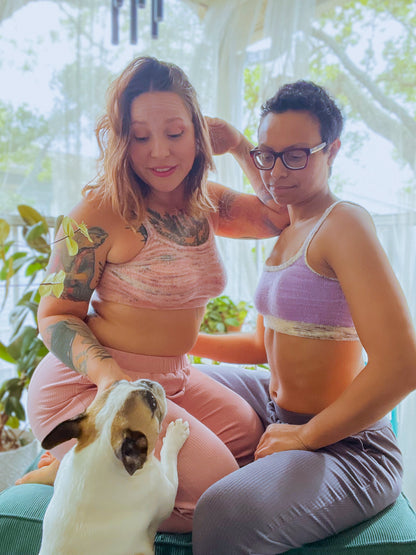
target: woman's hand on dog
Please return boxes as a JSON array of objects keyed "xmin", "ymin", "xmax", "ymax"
[{"xmin": 96, "ymin": 367, "xmax": 132, "ymax": 396}]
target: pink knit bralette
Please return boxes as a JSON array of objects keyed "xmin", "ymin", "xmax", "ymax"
[{"xmin": 94, "ymin": 214, "xmax": 227, "ymax": 310}]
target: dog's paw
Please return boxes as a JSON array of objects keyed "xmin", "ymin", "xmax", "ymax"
[{"xmin": 164, "ymin": 419, "xmax": 190, "ymax": 450}]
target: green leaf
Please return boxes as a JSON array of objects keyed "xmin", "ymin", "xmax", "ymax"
[
  {"xmin": 6, "ymin": 415, "xmax": 20, "ymax": 429},
  {"xmin": 25, "ymin": 235, "xmax": 50, "ymax": 255},
  {"xmin": 62, "ymin": 216, "xmax": 75, "ymax": 238},
  {"xmin": 54, "ymin": 215, "xmax": 64, "ymax": 238},
  {"xmin": 6, "ymin": 397, "xmax": 26, "ymax": 421},
  {"xmin": 0, "ymin": 341, "xmax": 16, "ymax": 363},
  {"xmin": 18, "ymin": 204, "xmax": 48, "ymax": 228},
  {"xmin": 0, "ymin": 219, "xmax": 10, "ymax": 244},
  {"xmin": 39, "ymin": 270, "xmax": 65, "ymax": 298},
  {"xmin": 65, "ymin": 236, "xmax": 78, "ymax": 256},
  {"xmin": 78, "ymin": 222, "xmax": 93, "ymax": 243},
  {"xmin": 7, "ymin": 326, "xmax": 38, "ymax": 360},
  {"xmin": 24, "ymin": 220, "xmax": 49, "ymax": 242},
  {"xmin": 25, "ymin": 259, "xmax": 48, "ymax": 276}
]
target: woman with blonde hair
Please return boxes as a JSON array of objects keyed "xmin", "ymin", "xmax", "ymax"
[{"xmin": 21, "ymin": 56, "xmax": 288, "ymax": 532}]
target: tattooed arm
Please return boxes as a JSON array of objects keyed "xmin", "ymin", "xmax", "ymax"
[
  {"xmin": 38, "ymin": 200, "xmax": 132, "ymax": 392},
  {"xmin": 207, "ymin": 117, "xmax": 274, "ymax": 207},
  {"xmin": 206, "ymin": 117, "xmax": 289, "ymax": 237},
  {"xmin": 42, "ymin": 316, "xmax": 130, "ymax": 392},
  {"xmin": 208, "ymin": 181, "xmax": 288, "ymax": 239}
]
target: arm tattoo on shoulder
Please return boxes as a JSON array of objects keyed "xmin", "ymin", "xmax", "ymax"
[
  {"xmin": 58, "ymin": 226, "xmax": 108, "ymax": 302},
  {"xmin": 48, "ymin": 320, "xmax": 112, "ymax": 375}
]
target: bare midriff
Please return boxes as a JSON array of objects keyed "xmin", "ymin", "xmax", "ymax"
[
  {"xmin": 265, "ymin": 327, "xmax": 365, "ymax": 414},
  {"xmin": 87, "ymin": 298, "xmax": 205, "ymax": 356}
]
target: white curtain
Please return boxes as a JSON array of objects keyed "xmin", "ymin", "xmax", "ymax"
[
  {"xmin": 374, "ymin": 213, "xmax": 416, "ymax": 506},
  {"xmin": 189, "ymin": 0, "xmax": 316, "ymax": 304}
]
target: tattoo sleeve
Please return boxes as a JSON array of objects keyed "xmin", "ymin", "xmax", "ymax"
[
  {"xmin": 49, "ymin": 226, "xmax": 108, "ymax": 303},
  {"xmin": 48, "ymin": 319, "xmax": 112, "ymax": 375}
]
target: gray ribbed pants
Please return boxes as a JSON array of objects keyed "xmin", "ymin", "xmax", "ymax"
[{"xmin": 193, "ymin": 365, "xmax": 403, "ymax": 555}]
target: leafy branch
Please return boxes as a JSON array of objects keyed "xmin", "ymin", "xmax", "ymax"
[{"xmin": 0, "ymin": 205, "xmax": 91, "ymax": 449}]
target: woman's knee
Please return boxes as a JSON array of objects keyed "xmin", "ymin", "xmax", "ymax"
[
  {"xmin": 193, "ymin": 476, "xmax": 268, "ymax": 555},
  {"xmin": 158, "ymin": 402, "xmax": 239, "ymax": 505}
]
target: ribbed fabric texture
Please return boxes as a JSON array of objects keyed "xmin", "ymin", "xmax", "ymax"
[
  {"xmin": 254, "ymin": 201, "xmax": 359, "ymax": 341},
  {"xmin": 288, "ymin": 494, "xmax": 416, "ymax": 554},
  {"xmin": 0, "ymin": 481, "xmax": 415, "ymax": 554},
  {"xmin": 95, "ymin": 215, "xmax": 226, "ymax": 310}
]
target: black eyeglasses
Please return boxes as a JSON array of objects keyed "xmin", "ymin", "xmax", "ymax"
[{"xmin": 250, "ymin": 142, "xmax": 327, "ymax": 171}]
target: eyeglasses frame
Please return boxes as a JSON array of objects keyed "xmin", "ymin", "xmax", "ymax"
[{"xmin": 250, "ymin": 141, "xmax": 327, "ymax": 171}]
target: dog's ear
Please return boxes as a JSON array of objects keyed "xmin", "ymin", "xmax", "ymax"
[
  {"xmin": 41, "ymin": 414, "xmax": 87, "ymax": 450},
  {"xmin": 116, "ymin": 430, "xmax": 148, "ymax": 475}
]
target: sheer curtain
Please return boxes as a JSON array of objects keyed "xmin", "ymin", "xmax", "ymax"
[
  {"xmin": 189, "ymin": 0, "xmax": 316, "ymax": 303},
  {"xmin": 375, "ymin": 214, "xmax": 416, "ymax": 505}
]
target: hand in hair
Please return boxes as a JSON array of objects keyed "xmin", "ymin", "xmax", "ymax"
[{"xmin": 206, "ymin": 116, "xmax": 243, "ymax": 156}]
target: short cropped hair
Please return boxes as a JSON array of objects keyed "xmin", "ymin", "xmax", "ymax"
[
  {"xmin": 85, "ymin": 57, "xmax": 214, "ymax": 225},
  {"xmin": 260, "ymin": 80, "xmax": 343, "ymax": 148}
]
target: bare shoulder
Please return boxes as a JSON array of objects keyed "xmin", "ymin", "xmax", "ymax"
[
  {"xmin": 66, "ymin": 197, "xmax": 122, "ymax": 230},
  {"xmin": 64, "ymin": 197, "xmax": 143, "ymax": 257},
  {"xmin": 331, "ymin": 201, "xmax": 373, "ymax": 224},
  {"xmin": 324, "ymin": 201, "xmax": 377, "ymax": 244},
  {"xmin": 318, "ymin": 200, "xmax": 391, "ymax": 284}
]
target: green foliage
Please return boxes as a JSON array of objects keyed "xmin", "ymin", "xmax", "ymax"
[
  {"xmin": 311, "ymin": 0, "xmax": 416, "ymax": 126},
  {"xmin": 0, "ymin": 205, "xmax": 52, "ymax": 449},
  {"xmin": 243, "ymin": 65, "xmax": 261, "ymax": 145},
  {"xmin": 200, "ymin": 295, "xmax": 252, "ymax": 334}
]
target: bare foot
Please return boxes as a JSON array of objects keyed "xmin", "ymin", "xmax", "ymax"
[
  {"xmin": 15, "ymin": 455, "xmax": 60, "ymax": 486},
  {"xmin": 37, "ymin": 451, "xmax": 56, "ymax": 469}
]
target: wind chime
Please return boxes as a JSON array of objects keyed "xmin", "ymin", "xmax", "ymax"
[{"xmin": 111, "ymin": 0, "xmax": 164, "ymax": 45}]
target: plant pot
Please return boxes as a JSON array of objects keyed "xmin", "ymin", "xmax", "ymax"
[
  {"xmin": 225, "ymin": 322, "xmax": 244, "ymax": 332},
  {"xmin": 0, "ymin": 430, "xmax": 40, "ymax": 492}
]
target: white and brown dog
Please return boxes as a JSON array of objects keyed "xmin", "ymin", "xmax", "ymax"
[{"xmin": 38, "ymin": 379, "xmax": 189, "ymax": 555}]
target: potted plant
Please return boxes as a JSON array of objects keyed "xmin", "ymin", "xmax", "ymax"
[
  {"xmin": 0, "ymin": 205, "xmax": 90, "ymax": 489},
  {"xmin": 199, "ymin": 294, "xmax": 252, "ymax": 334},
  {"xmin": 0, "ymin": 205, "xmax": 52, "ymax": 488}
]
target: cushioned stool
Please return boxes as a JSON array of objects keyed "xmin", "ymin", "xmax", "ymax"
[
  {"xmin": 1, "ymin": 483, "xmax": 416, "ymax": 554},
  {"xmin": 0, "ymin": 483, "xmax": 192, "ymax": 555}
]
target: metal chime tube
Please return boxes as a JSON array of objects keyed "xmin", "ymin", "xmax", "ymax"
[
  {"xmin": 111, "ymin": 0, "xmax": 163, "ymax": 44},
  {"xmin": 111, "ymin": 0, "xmax": 124, "ymax": 45},
  {"xmin": 130, "ymin": 0, "xmax": 138, "ymax": 43}
]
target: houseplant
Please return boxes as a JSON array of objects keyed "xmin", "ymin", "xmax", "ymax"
[
  {"xmin": 0, "ymin": 205, "xmax": 90, "ymax": 488},
  {"xmin": 199, "ymin": 294, "xmax": 252, "ymax": 334},
  {"xmin": 0, "ymin": 206, "xmax": 52, "ymax": 448},
  {"xmin": 0, "ymin": 205, "xmax": 52, "ymax": 488}
]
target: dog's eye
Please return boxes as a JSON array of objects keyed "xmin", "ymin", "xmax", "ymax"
[{"xmin": 142, "ymin": 390, "xmax": 157, "ymax": 414}]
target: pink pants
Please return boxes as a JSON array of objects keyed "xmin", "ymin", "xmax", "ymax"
[{"xmin": 27, "ymin": 349, "xmax": 264, "ymax": 532}]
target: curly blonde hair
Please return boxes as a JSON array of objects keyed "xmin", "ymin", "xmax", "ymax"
[{"xmin": 84, "ymin": 57, "xmax": 215, "ymax": 225}]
